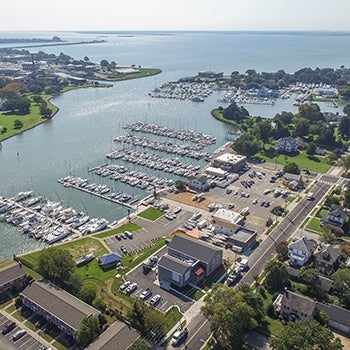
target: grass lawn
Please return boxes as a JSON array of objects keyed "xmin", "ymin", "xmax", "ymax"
[
  {"xmin": 305, "ymin": 218, "xmax": 322, "ymax": 233},
  {"xmin": 20, "ymin": 237, "xmax": 108, "ymax": 268},
  {"xmin": 138, "ymin": 207, "xmax": 165, "ymax": 221},
  {"xmin": 0, "ymin": 260, "xmax": 14, "ymax": 268},
  {"xmin": 254, "ymin": 148, "xmax": 332, "ymax": 173},
  {"xmin": 94, "ymin": 222, "xmax": 141, "ymax": 239},
  {"xmin": 164, "ymin": 306, "xmax": 183, "ymax": 332},
  {"xmin": 5, "ymin": 303, "xmax": 16, "ymax": 313},
  {"xmin": 102, "ymin": 68, "xmax": 161, "ymax": 81},
  {"xmin": 317, "ymin": 208, "xmax": 328, "ymax": 218}
]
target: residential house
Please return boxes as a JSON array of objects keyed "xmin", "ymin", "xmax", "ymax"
[
  {"xmin": 158, "ymin": 235, "xmax": 222, "ymax": 290},
  {"xmin": 20, "ymin": 280, "xmax": 100, "ymax": 338},
  {"xmin": 275, "ymin": 137, "xmax": 298, "ymax": 153},
  {"xmin": 98, "ymin": 252, "xmax": 122, "ymax": 270},
  {"xmin": 321, "ymin": 206, "xmax": 347, "ymax": 228},
  {"xmin": 273, "ymin": 290, "xmax": 316, "ymax": 321},
  {"xmin": 313, "ymin": 244, "xmax": 340, "ymax": 275},
  {"xmin": 283, "ymin": 173, "xmax": 304, "ymax": 191},
  {"xmin": 86, "ymin": 321, "xmax": 140, "ymax": 350},
  {"xmin": 188, "ymin": 175, "xmax": 209, "ymax": 192},
  {"xmin": 288, "ymin": 236, "xmax": 317, "ymax": 267},
  {"xmin": 0, "ymin": 263, "xmax": 27, "ymax": 295},
  {"xmin": 274, "ymin": 289, "xmax": 350, "ymax": 334}
]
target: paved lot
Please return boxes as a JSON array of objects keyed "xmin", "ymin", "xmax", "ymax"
[
  {"xmin": 104, "ymin": 208, "xmax": 193, "ymax": 255},
  {"xmin": 0, "ymin": 313, "xmax": 44, "ymax": 350},
  {"xmin": 124, "ymin": 247, "xmax": 194, "ymax": 314}
]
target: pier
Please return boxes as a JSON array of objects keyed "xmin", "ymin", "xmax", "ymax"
[{"xmin": 57, "ymin": 178, "xmax": 137, "ymax": 211}]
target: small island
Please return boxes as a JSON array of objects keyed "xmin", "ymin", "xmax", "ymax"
[{"xmin": 0, "ymin": 48, "xmax": 161, "ymax": 141}]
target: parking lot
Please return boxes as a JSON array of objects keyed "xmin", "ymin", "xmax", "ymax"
[
  {"xmin": 104, "ymin": 207, "xmax": 193, "ymax": 256},
  {"xmin": 122, "ymin": 247, "xmax": 194, "ymax": 314},
  {"xmin": 199, "ymin": 165, "xmax": 291, "ymax": 234},
  {"xmin": 0, "ymin": 313, "xmax": 45, "ymax": 350}
]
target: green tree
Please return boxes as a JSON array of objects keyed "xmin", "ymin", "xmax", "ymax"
[
  {"xmin": 202, "ymin": 285, "xmax": 258, "ymax": 350},
  {"xmin": 320, "ymin": 227, "xmax": 338, "ymax": 245},
  {"xmin": 100, "ymin": 59, "xmax": 109, "ymax": 68},
  {"xmin": 238, "ymin": 284, "xmax": 265, "ymax": 324},
  {"xmin": 222, "ymin": 102, "xmax": 249, "ymax": 122},
  {"xmin": 340, "ymin": 87, "xmax": 350, "ymax": 101},
  {"xmin": 13, "ymin": 119, "xmax": 24, "ymax": 129},
  {"xmin": 128, "ymin": 301, "xmax": 146, "ymax": 334},
  {"xmin": 343, "ymin": 103, "xmax": 350, "ymax": 116},
  {"xmin": 344, "ymin": 188, "xmax": 350, "ymax": 208},
  {"xmin": 37, "ymin": 247, "xmax": 75, "ymax": 287},
  {"xmin": 270, "ymin": 319, "xmax": 343, "ymax": 350},
  {"xmin": 338, "ymin": 115, "xmax": 350, "ymax": 139},
  {"xmin": 283, "ymin": 162, "xmax": 300, "ymax": 175},
  {"xmin": 331, "ymin": 269, "xmax": 350, "ymax": 309},
  {"xmin": 297, "ymin": 103, "xmax": 324, "ymax": 123},
  {"xmin": 294, "ymin": 117, "xmax": 309, "ymax": 137},
  {"xmin": 306, "ymin": 142, "xmax": 317, "ymax": 155},
  {"xmin": 257, "ymin": 119, "xmax": 272, "ymax": 149},
  {"xmin": 78, "ymin": 285, "xmax": 97, "ymax": 304},
  {"xmin": 276, "ymin": 241, "xmax": 289, "ymax": 261},
  {"xmin": 76, "ymin": 315, "xmax": 100, "ymax": 347},
  {"xmin": 340, "ymin": 154, "xmax": 350, "ymax": 173},
  {"xmin": 263, "ymin": 260, "xmax": 289, "ymax": 292},
  {"xmin": 233, "ymin": 133, "xmax": 260, "ymax": 156},
  {"xmin": 129, "ymin": 339, "xmax": 152, "ymax": 350}
]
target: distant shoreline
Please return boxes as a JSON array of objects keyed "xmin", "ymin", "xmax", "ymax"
[{"xmin": 1, "ymin": 40, "xmax": 105, "ymax": 50}]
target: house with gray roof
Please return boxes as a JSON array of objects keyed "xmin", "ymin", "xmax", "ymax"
[
  {"xmin": 273, "ymin": 290, "xmax": 350, "ymax": 334},
  {"xmin": 288, "ymin": 236, "xmax": 317, "ymax": 267},
  {"xmin": 273, "ymin": 290, "xmax": 316, "ymax": 321},
  {"xmin": 313, "ymin": 244, "xmax": 340, "ymax": 275},
  {"xmin": 321, "ymin": 206, "xmax": 347, "ymax": 228},
  {"xmin": 275, "ymin": 136, "xmax": 298, "ymax": 153},
  {"xmin": 188, "ymin": 175, "xmax": 209, "ymax": 192},
  {"xmin": 0, "ymin": 262, "xmax": 27, "ymax": 295},
  {"xmin": 20, "ymin": 280, "xmax": 100, "ymax": 338},
  {"xmin": 158, "ymin": 234, "xmax": 222, "ymax": 290}
]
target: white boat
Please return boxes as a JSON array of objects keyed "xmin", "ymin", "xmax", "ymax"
[
  {"xmin": 44, "ymin": 228, "xmax": 70, "ymax": 244},
  {"xmin": 76, "ymin": 253, "xmax": 95, "ymax": 266}
]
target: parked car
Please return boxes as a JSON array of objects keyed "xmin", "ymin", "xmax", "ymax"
[
  {"xmin": 140, "ymin": 288, "xmax": 152, "ymax": 300},
  {"xmin": 1, "ymin": 321, "xmax": 16, "ymax": 335},
  {"xmin": 119, "ymin": 280, "xmax": 131, "ymax": 291},
  {"xmin": 226, "ymin": 189, "xmax": 232, "ymax": 194},
  {"xmin": 115, "ymin": 234, "xmax": 122, "ymax": 241},
  {"xmin": 171, "ymin": 327, "xmax": 188, "ymax": 346},
  {"xmin": 120, "ymin": 245, "xmax": 128, "ymax": 254},
  {"xmin": 125, "ymin": 282, "xmax": 138, "ymax": 294},
  {"xmin": 149, "ymin": 294, "xmax": 161, "ymax": 306},
  {"xmin": 12, "ymin": 329, "xmax": 26, "ymax": 341}
]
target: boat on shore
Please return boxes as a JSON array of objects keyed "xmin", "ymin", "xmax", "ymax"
[{"xmin": 76, "ymin": 253, "xmax": 95, "ymax": 266}]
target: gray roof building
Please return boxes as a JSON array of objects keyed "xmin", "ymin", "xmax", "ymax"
[
  {"xmin": 20, "ymin": 280, "xmax": 100, "ymax": 336},
  {"xmin": 87, "ymin": 321, "xmax": 139, "ymax": 350},
  {"xmin": 0, "ymin": 262, "xmax": 27, "ymax": 294}
]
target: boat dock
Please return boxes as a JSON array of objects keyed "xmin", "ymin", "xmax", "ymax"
[{"xmin": 57, "ymin": 178, "xmax": 137, "ymax": 211}]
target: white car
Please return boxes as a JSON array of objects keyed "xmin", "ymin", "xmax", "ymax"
[
  {"xmin": 140, "ymin": 288, "xmax": 152, "ymax": 300},
  {"xmin": 252, "ymin": 198, "xmax": 258, "ymax": 204},
  {"xmin": 149, "ymin": 294, "xmax": 161, "ymax": 306},
  {"xmin": 171, "ymin": 327, "xmax": 188, "ymax": 346}
]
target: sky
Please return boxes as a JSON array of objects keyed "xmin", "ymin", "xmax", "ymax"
[{"xmin": 3, "ymin": 0, "xmax": 350, "ymax": 32}]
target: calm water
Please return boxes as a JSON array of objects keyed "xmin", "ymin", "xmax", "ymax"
[{"xmin": 1, "ymin": 31, "xmax": 349, "ymax": 260}]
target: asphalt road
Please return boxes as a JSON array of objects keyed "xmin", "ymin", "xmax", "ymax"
[{"xmin": 175, "ymin": 174, "xmax": 339, "ymax": 349}]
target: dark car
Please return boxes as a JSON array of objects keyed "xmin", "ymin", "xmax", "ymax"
[
  {"xmin": 1, "ymin": 321, "xmax": 16, "ymax": 335},
  {"xmin": 115, "ymin": 234, "xmax": 122, "ymax": 241}
]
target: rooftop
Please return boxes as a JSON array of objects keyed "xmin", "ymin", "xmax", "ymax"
[
  {"xmin": 215, "ymin": 153, "xmax": 246, "ymax": 165},
  {"xmin": 281, "ymin": 290, "xmax": 316, "ymax": 317},
  {"xmin": 0, "ymin": 263, "xmax": 26, "ymax": 287},
  {"xmin": 168, "ymin": 234, "xmax": 221, "ymax": 264},
  {"xmin": 213, "ymin": 208, "xmax": 245, "ymax": 225},
  {"xmin": 20, "ymin": 281, "xmax": 100, "ymax": 331},
  {"xmin": 158, "ymin": 255, "xmax": 193, "ymax": 274}
]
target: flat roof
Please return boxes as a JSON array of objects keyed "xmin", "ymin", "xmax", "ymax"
[
  {"xmin": 206, "ymin": 166, "xmax": 227, "ymax": 176},
  {"xmin": 20, "ymin": 281, "xmax": 100, "ymax": 331},
  {"xmin": 0, "ymin": 263, "xmax": 26, "ymax": 287},
  {"xmin": 229, "ymin": 227, "xmax": 256, "ymax": 243},
  {"xmin": 215, "ymin": 153, "xmax": 246, "ymax": 164},
  {"xmin": 213, "ymin": 208, "xmax": 244, "ymax": 225}
]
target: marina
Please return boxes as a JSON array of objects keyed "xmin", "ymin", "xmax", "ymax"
[
  {"xmin": 57, "ymin": 176, "xmax": 139, "ymax": 210},
  {"xmin": 0, "ymin": 192, "xmax": 110, "ymax": 244}
]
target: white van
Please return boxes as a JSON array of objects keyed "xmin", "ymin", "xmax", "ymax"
[{"xmin": 124, "ymin": 231, "xmax": 133, "ymax": 239}]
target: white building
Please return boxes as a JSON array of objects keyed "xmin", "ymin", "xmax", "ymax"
[
  {"xmin": 212, "ymin": 208, "xmax": 245, "ymax": 235},
  {"xmin": 275, "ymin": 137, "xmax": 298, "ymax": 153},
  {"xmin": 288, "ymin": 236, "xmax": 317, "ymax": 267},
  {"xmin": 213, "ymin": 153, "xmax": 246, "ymax": 173},
  {"xmin": 188, "ymin": 175, "xmax": 209, "ymax": 192}
]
